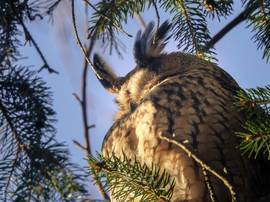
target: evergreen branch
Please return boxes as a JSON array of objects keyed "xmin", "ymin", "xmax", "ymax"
[
  {"xmin": 245, "ymin": 131, "xmax": 270, "ymax": 141},
  {"xmin": 87, "ymin": 0, "xmax": 130, "ymax": 36},
  {"xmin": 95, "ymin": 164, "xmax": 169, "ymax": 202},
  {"xmin": 159, "ymin": 132, "xmax": 239, "ymax": 202},
  {"xmin": 4, "ymin": 146, "xmax": 20, "ymax": 201},
  {"xmin": 87, "ymin": 152, "xmax": 175, "ymax": 202},
  {"xmin": 236, "ymin": 127, "xmax": 270, "ymax": 159},
  {"xmin": 0, "ymin": 99, "xmax": 30, "ymax": 158},
  {"xmin": 85, "ymin": 0, "xmax": 132, "ymax": 39},
  {"xmin": 179, "ymin": 0, "xmax": 201, "ymax": 58},
  {"xmin": 234, "ymin": 85, "xmax": 270, "ymax": 159},
  {"xmin": 203, "ymin": 0, "xmax": 233, "ymax": 20},
  {"xmin": 243, "ymin": 0, "xmax": 270, "ymax": 63},
  {"xmin": 234, "ymin": 85, "xmax": 270, "ymax": 118},
  {"xmin": 241, "ymin": 99, "xmax": 270, "ymax": 107},
  {"xmin": 0, "ymin": 66, "xmax": 87, "ymax": 201},
  {"xmin": 88, "ymin": 0, "xmax": 145, "ymax": 57},
  {"xmin": 259, "ymin": 1, "xmax": 267, "ymax": 25},
  {"xmin": 161, "ymin": 0, "xmax": 216, "ymax": 60}
]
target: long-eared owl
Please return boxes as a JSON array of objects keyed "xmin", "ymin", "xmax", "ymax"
[{"xmin": 93, "ymin": 21, "xmax": 267, "ymax": 202}]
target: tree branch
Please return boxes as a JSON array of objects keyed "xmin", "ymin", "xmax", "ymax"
[
  {"xmin": 71, "ymin": 0, "xmax": 103, "ymax": 80},
  {"xmin": 179, "ymin": 0, "xmax": 201, "ymax": 58},
  {"xmin": 159, "ymin": 132, "xmax": 239, "ymax": 202},
  {"xmin": 152, "ymin": 0, "xmax": 160, "ymax": 45},
  {"xmin": 84, "ymin": 0, "xmax": 132, "ymax": 39},
  {"xmin": 202, "ymin": 166, "xmax": 218, "ymax": 202},
  {"xmin": 20, "ymin": 20, "xmax": 59, "ymax": 74},
  {"xmin": 71, "ymin": 1, "xmax": 110, "ymax": 201},
  {"xmin": 205, "ymin": 1, "xmax": 259, "ymax": 49}
]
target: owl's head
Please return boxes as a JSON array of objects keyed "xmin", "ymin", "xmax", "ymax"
[{"xmin": 93, "ymin": 21, "xmax": 202, "ymax": 119}]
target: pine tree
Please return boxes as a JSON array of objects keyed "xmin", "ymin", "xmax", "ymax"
[{"xmin": 0, "ymin": 1, "xmax": 87, "ymax": 201}]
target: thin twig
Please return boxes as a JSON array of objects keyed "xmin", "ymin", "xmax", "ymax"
[
  {"xmin": 83, "ymin": 0, "xmax": 89, "ymax": 36},
  {"xmin": 73, "ymin": 93, "xmax": 82, "ymax": 102},
  {"xmin": 20, "ymin": 20, "xmax": 59, "ymax": 74},
  {"xmin": 72, "ymin": 139, "xmax": 86, "ymax": 151},
  {"xmin": 159, "ymin": 132, "xmax": 239, "ymax": 202},
  {"xmin": 202, "ymin": 167, "xmax": 218, "ymax": 202},
  {"xmin": 241, "ymin": 99, "xmax": 270, "ymax": 107},
  {"xmin": 259, "ymin": 1, "xmax": 268, "ymax": 27},
  {"xmin": 152, "ymin": 0, "xmax": 160, "ymax": 45},
  {"xmin": 72, "ymin": 2, "xmax": 110, "ymax": 199},
  {"xmin": 71, "ymin": 0, "xmax": 102, "ymax": 80},
  {"xmin": 4, "ymin": 146, "xmax": 20, "ymax": 201},
  {"xmin": 134, "ymin": 12, "xmax": 146, "ymax": 29},
  {"xmin": 88, "ymin": 124, "xmax": 95, "ymax": 129}
]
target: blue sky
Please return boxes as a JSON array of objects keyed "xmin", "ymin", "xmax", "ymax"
[{"xmin": 18, "ymin": 1, "xmax": 270, "ymax": 200}]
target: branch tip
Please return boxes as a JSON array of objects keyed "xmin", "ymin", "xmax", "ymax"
[
  {"xmin": 73, "ymin": 93, "xmax": 81, "ymax": 102},
  {"xmin": 72, "ymin": 139, "xmax": 86, "ymax": 151},
  {"xmin": 88, "ymin": 124, "xmax": 95, "ymax": 129}
]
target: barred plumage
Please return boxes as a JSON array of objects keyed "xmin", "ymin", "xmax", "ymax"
[{"xmin": 93, "ymin": 21, "xmax": 268, "ymax": 202}]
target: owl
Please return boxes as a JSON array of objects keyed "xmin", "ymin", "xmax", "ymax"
[{"xmin": 93, "ymin": 21, "xmax": 267, "ymax": 202}]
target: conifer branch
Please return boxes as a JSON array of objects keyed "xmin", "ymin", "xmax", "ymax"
[
  {"xmin": 86, "ymin": 0, "xmax": 130, "ymax": 39},
  {"xmin": 4, "ymin": 146, "xmax": 20, "ymax": 200},
  {"xmin": 93, "ymin": 163, "xmax": 169, "ymax": 202},
  {"xmin": 0, "ymin": 99, "xmax": 30, "ymax": 157},
  {"xmin": 243, "ymin": 0, "xmax": 270, "ymax": 63},
  {"xmin": 259, "ymin": 2, "xmax": 267, "ymax": 25},
  {"xmin": 179, "ymin": 1, "xmax": 201, "ymax": 58},
  {"xmin": 0, "ymin": 66, "xmax": 87, "ymax": 200},
  {"xmin": 88, "ymin": 152, "xmax": 175, "ymax": 202},
  {"xmin": 84, "ymin": 0, "xmax": 132, "ymax": 38},
  {"xmin": 234, "ymin": 85, "xmax": 270, "ymax": 159},
  {"xmin": 241, "ymin": 99, "xmax": 270, "ymax": 107}
]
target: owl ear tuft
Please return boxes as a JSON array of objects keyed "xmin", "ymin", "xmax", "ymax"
[
  {"xmin": 93, "ymin": 53, "xmax": 121, "ymax": 94},
  {"xmin": 133, "ymin": 20, "xmax": 172, "ymax": 68}
]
